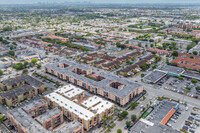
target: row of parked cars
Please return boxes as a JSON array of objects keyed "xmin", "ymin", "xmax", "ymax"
[
  {"xmin": 33, "ymin": 74, "xmax": 61, "ymax": 88},
  {"xmin": 165, "ymin": 86, "xmax": 198, "ymax": 99},
  {"xmin": 182, "ymin": 112, "xmax": 200, "ymax": 133},
  {"xmin": 166, "ymin": 110, "xmax": 181, "ymax": 127}
]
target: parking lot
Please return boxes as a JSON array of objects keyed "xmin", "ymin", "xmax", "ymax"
[
  {"xmin": 172, "ymin": 106, "xmax": 200, "ymax": 133},
  {"xmin": 163, "ymin": 77, "xmax": 200, "ymax": 99}
]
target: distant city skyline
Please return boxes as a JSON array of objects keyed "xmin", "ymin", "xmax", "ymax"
[{"xmin": 1, "ymin": 0, "xmax": 200, "ymax": 4}]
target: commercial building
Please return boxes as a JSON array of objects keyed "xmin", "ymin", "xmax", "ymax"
[
  {"xmin": 143, "ymin": 70, "xmax": 167, "ymax": 84},
  {"xmin": 45, "ymin": 84, "xmax": 114, "ymax": 131},
  {"xmin": 129, "ymin": 100, "xmax": 180, "ymax": 133},
  {"xmin": 156, "ymin": 65, "xmax": 185, "ymax": 77},
  {"xmin": 45, "ymin": 60, "xmax": 143, "ymax": 106},
  {"xmin": 0, "ymin": 75, "xmax": 46, "ymax": 107}
]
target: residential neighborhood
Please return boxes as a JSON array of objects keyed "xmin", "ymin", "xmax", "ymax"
[{"xmin": 0, "ymin": 1, "xmax": 200, "ymax": 133}]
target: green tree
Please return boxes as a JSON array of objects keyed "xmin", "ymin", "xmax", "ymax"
[
  {"xmin": 170, "ymin": 62, "xmax": 178, "ymax": 66},
  {"xmin": 178, "ymin": 77, "xmax": 184, "ymax": 80},
  {"xmin": 22, "ymin": 69, "xmax": 28, "ymax": 74},
  {"xmin": 196, "ymin": 86, "xmax": 200, "ymax": 91},
  {"xmin": 151, "ymin": 51, "xmax": 157, "ymax": 54},
  {"xmin": 8, "ymin": 51, "xmax": 15, "ymax": 56},
  {"xmin": 13, "ymin": 63, "xmax": 24, "ymax": 70},
  {"xmin": 193, "ymin": 51, "xmax": 198, "ymax": 55},
  {"xmin": 130, "ymin": 102, "xmax": 138, "ymax": 110},
  {"xmin": 0, "ymin": 70, "xmax": 3, "ymax": 76},
  {"xmin": 172, "ymin": 50, "xmax": 178, "ymax": 57},
  {"xmin": 191, "ymin": 79, "xmax": 198, "ymax": 83},
  {"xmin": 37, "ymin": 64, "xmax": 41, "ymax": 69},
  {"xmin": 140, "ymin": 63, "xmax": 150, "ymax": 71},
  {"xmin": 119, "ymin": 111, "xmax": 128, "ymax": 120},
  {"xmin": 31, "ymin": 58, "xmax": 38, "ymax": 65},
  {"xmin": 117, "ymin": 129, "xmax": 122, "ymax": 133},
  {"xmin": 126, "ymin": 121, "xmax": 132, "ymax": 127},
  {"xmin": 186, "ymin": 87, "xmax": 191, "ymax": 90},
  {"xmin": 24, "ymin": 61, "xmax": 29, "ymax": 67},
  {"xmin": 155, "ymin": 56, "xmax": 161, "ymax": 63},
  {"xmin": 131, "ymin": 115, "xmax": 137, "ymax": 122}
]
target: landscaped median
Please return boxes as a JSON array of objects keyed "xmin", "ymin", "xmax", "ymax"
[{"xmin": 33, "ymin": 72, "xmax": 63, "ymax": 86}]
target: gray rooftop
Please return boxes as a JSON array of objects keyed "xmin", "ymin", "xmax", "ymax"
[
  {"xmin": 143, "ymin": 70, "xmax": 167, "ymax": 83},
  {"xmin": 182, "ymin": 71, "xmax": 200, "ymax": 81},
  {"xmin": 129, "ymin": 121, "xmax": 180, "ymax": 133},
  {"xmin": 149, "ymin": 100, "xmax": 177, "ymax": 124},
  {"xmin": 22, "ymin": 99, "xmax": 47, "ymax": 113},
  {"xmin": 35, "ymin": 108, "xmax": 61, "ymax": 124},
  {"xmin": 55, "ymin": 121, "xmax": 82, "ymax": 133},
  {"xmin": 45, "ymin": 60, "xmax": 142, "ymax": 98},
  {"xmin": 8, "ymin": 108, "xmax": 50, "ymax": 133},
  {"xmin": 0, "ymin": 75, "xmax": 44, "ymax": 99},
  {"xmin": 157, "ymin": 65, "xmax": 185, "ymax": 75},
  {"xmin": 0, "ymin": 84, "xmax": 35, "ymax": 99},
  {"xmin": 1, "ymin": 75, "xmax": 44, "ymax": 88}
]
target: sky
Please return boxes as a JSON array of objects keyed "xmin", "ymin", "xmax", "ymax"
[{"xmin": 1, "ymin": 0, "xmax": 200, "ymax": 4}]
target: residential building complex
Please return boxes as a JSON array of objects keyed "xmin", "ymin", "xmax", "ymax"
[
  {"xmin": 6, "ymin": 99, "xmax": 82, "ymax": 133},
  {"xmin": 0, "ymin": 75, "xmax": 46, "ymax": 107},
  {"xmin": 45, "ymin": 84, "xmax": 114, "ymax": 131},
  {"xmin": 45, "ymin": 60, "xmax": 143, "ymax": 106}
]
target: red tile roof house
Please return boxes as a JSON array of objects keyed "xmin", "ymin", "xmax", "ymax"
[
  {"xmin": 124, "ymin": 44, "xmax": 143, "ymax": 50},
  {"xmin": 148, "ymin": 48, "xmax": 172, "ymax": 55},
  {"xmin": 172, "ymin": 56, "xmax": 200, "ymax": 71}
]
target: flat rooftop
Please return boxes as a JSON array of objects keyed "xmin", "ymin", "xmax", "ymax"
[
  {"xmin": 22, "ymin": 99, "xmax": 47, "ymax": 113},
  {"xmin": 56, "ymin": 84, "xmax": 84, "ymax": 99},
  {"xmin": 157, "ymin": 65, "xmax": 185, "ymax": 75},
  {"xmin": 55, "ymin": 121, "xmax": 81, "ymax": 133},
  {"xmin": 81, "ymin": 96, "xmax": 113, "ymax": 114},
  {"xmin": 46, "ymin": 92, "xmax": 95, "ymax": 120},
  {"xmin": 45, "ymin": 60, "xmax": 142, "ymax": 98},
  {"xmin": 35, "ymin": 108, "xmax": 61, "ymax": 124},
  {"xmin": 182, "ymin": 71, "xmax": 200, "ymax": 80},
  {"xmin": 8, "ymin": 108, "xmax": 50, "ymax": 133},
  {"xmin": 143, "ymin": 70, "xmax": 167, "ymax": 83},
  {"xmin": 130, "ymin": 119, "xmax": 180, "ymax": 133},
  {"xmin": 148, "ymin": 100, "xmax": 177, "ymax": 124}
]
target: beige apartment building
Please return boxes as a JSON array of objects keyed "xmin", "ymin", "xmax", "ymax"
[
  {"xmin": 45, "ymin": 84, "xmax": 114, "ymax": 131},
  {"xmin": 45, "ymin": 60, "xmax": 144, "ymax": 106},
  {"xmin": 0, "ymin": 75, "xmax": 46, "ymax": 107}
]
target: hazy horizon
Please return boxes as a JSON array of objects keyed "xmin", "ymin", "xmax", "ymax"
[{"xmin": 1, "ymin": 0, "xmax": 200, "ymax": 5}]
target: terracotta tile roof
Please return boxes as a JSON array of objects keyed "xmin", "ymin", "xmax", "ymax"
[{"xmin": 160, "ymin": 108, "xmax": 176, "ymax": 125}]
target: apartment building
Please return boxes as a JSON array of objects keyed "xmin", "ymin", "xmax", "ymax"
[
  {"xmin": 56, "ymin": 84, "xmax": 85, "ymax": 101},
  {"xmin": 45, "ymin": 60, "xmax": 143, "ymax": 106},
  {"xmin": 45, "ymin": 85, "xmax": 114, "ymax": 131},
  {"xmin": 35, "ymin": 108, "xmax": 64, "ymax": 130},
  {"xmin": 0, "ymin": 75, "xmax": 46, "ymax": 107},
  {"xmin": 22, "ymin": 99, "xmax": 48, "ymax": 118},
  {"xmin": 7, "ymin": 99, "xmax": 66, "ymax": 133}
]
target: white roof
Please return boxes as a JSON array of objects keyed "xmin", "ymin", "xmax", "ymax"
[
  {"xmin": 56, "ymin": 85, "xmax": 84, "ymax": 99},
  {"xmin": 140, "ymin": 118, "xmax": 154, "ymax": 126},
  {"xmin": 82, "ymin": 96, "xmax": 113, "ymax": 114},
  {"xmin": 46, "ymin": 92, "xmax": 95, "ymax": 120}
]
